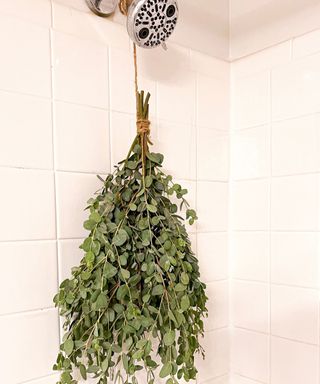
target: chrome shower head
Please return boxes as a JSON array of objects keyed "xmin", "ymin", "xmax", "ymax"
[{"xmin": 127, "ymin": 0, "xmax": 179, "ymax": 49}]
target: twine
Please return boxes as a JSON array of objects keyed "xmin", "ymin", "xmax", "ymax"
[
  {"xmin": 119, "ymin": 0, "xmax": 131, "ymax": 15},
  {"xmin": 136, "ymin": 118, "xmax": 151, "ymax": 135}
]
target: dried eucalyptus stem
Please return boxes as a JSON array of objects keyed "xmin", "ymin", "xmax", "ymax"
[{"xmin": 53, "ymin": 91, "xmax": 208, "ymax": 384}]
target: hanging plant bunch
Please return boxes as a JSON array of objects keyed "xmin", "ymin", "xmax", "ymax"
[{"xmin": 53, "ymin": 91, "xmax": 208, "ymax": 384}]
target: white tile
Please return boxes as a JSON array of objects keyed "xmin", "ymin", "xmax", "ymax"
[
  {"xmin": 201, "ymin": 375, "xmax": 229, "ymax": 384},
  {"xmin": 154, "ymin": 119, "xmax": 196, "ymax": 180},
  {"xmin": 56, "ymin": 171, "xmax": 103, "ymax": 238},
  {"xmin": 52, "ymin": 2, "xmax": 129, "ymax": 49},
  {"xmin": 232, "ymin": 71, "xmax": 270, "ymax": 129},
  {"xmin": 0, "ymin": 241, "xmax": 57, "ymax": 315},
  {"xmin": 272, "ymin": 53, "xmax": 320, "ymax": 120},
  {"xmin": 231, "ymin": 232, "xmax": 269, "ymax": 282},
  {"xmin": 197, "ymin": 74, "xmax": 229, "ymax": 130},
  {"xmin": 197, "ymin": 182, "xmax": 228, "ymax": 232},
  {"xmin": 58, "ymin": 239, "xmax": 83, "ymax": 282},
  {"xmin": 55, "ymin": 101, "xmax": 110, "ymax": 173},
  {"xmin": 198, "ymin": 128, "xmax": 229, "ymax": 181},
  {"xmin": 205, "ymin": 281, "xmax": 229, "ymax": 331},
  {"xmin": 232, "ymin": 180, "xmax": 269, "ymax": 230},
  {"xmin": 271, "ymin": 174, "xmax": 318, "ymax": 231},
  {"xmin": 0, "ymin": 309, "xmax": 59, "ymax": 384},
  {"xmin": 0, "ymin": 15, "xmax": 50, "ymax": 97},
  {"xmin": 271, "ymin": 232, "xmax": 319, "ymax": 288},
  {"xmin": 231, "ymin": 125, "xmax": 270, "ymax": 180},
  {"xmin": 52, "ymin": 31, "xmax": 108, "ymax": 108},
  {"xmin": 232, "ymin": 281, "xmax": 269, "ymax": 333},
  {"xmin": 231, "ymin": 329, "xmax": 269, "ymax": 383},
  {"xmin": 271, "ymin": 285, "xmax": 319, "ymax": 344},
  {"xmin": 197, "ymin": 232, "xmax": 228, "ymax": 283},
  {"xmin": 196, "ymin": 329, "xmax": 229, "ymax": 382},
  {"xmin": 26, "ymin": 375, "xmax": 60, "ymax": 384},
  {"xmin": 53, "ymin": 0, "xmax": 89, "ymax": 13},
  {"xmin": 0, "ymin": 169, "xmax": 55, "ymax": 241},
  {"xmin": 272, "ymin": 115, "xmax": 320, "ymax": 176},
  {"xmin": 293, "ymin": 29, "xmax": 320, "ymax": 59},
  {"xmin": 191, "ymin": 50, "xmax": 229, "ymax": 79},
  {"xmin": 0, "ymin": 0, "xmax": 51, "ymax": 26},
  {"xmin": 139, "ymin": 43, "xmax": 191, "ymax": 81},
  {"xmin": 109, "ymin": 47, "xmax": 135, "ymax": 114},
  {"xmin": 230, "ymin": 375, "xmax": 264, "ymax": 384},
  {"xmin": 271, "ymin": 337, "xmax": 319, "ymax": 384},
  {"xmin": 110, "ymin": 111, "xmax": 136, "ymax": 166},
  {"xmin": 232, "ymin": 41, "xmax": 291, "ymax": 78},
  {"xmin": 157, "ymin": 70, "xmax": 196, "ymax": 125},
  {"xmin": 0, "ymin": 91, "xmax": 53, "ymax": 169}
]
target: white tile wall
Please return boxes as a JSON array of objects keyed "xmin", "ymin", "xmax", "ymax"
[
  {"xmin": 230, "ymin": 29, "xmax": 320, "ymax": 384},
  {"xmin": 0, "ymin": 3, "xmax": 230, "ymax": 383}
]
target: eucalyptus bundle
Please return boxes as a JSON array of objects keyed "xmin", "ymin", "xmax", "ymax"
[{"xmin": 53, "ymin": 91, "xmax": 208, "ymax": 384}]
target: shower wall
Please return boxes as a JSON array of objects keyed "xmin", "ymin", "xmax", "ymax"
[
  {"xmin": 230, "ymin": 31, "xmax": 320, "ymax": 384},
  {"xmin": 0, "ymin": 1, "xmax": 229, "ymax": 384}
]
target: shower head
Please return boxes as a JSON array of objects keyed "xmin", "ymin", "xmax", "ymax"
[
  {"xmin": 86, "ymin": 0, "xmax": 179, "ymax": 49},
  {"xmin": 127, "ymin": 0, "xmax": 179, "ymax": 49}
]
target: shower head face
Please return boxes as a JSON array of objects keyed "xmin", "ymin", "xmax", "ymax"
[{"xmin": 127, "ymin": 0, "xmax": 179, "ymax": 49}]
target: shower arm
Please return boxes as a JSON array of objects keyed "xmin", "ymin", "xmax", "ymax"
[{"xmin": 86, "ymin": 0, "xmax": 129, "ymax": 17}]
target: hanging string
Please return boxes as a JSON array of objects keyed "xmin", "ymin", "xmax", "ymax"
[{"xmin": 120, "ymin": 0, "xmax": 151, "ymax": 176}]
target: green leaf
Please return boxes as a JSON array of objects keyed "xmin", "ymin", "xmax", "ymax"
[
  {"xmin": 96, "ymin": 293, "xmax": 108, "ymax": 309},
  {"xmin": 147, "ymin": 204, "xmax": 157, "ymax": 213},
  {"xmin": 145, "ymin": 175, "xmax": 153, "ymax": 188},
  {"xmin": 83, "ymin": 219, "xmax": 96, "ymax": 231},
  {"xmin": 113, "ymin": 229, "xmax": 128, "ymax": 247},
  {"xmin": 116, "ymin": 285, "xmax": 128, "ymax": 300},
  {"xmin": 64, "ymin": 339, "xmax": 74, "ymax": 356},
  {"xmin": 104, "ymin": 262, "xmax": 118, "ymax": 279},
  {"xmin": 79, "ymin": 364, "xmax": 87, "ymax": 380},
  {"xmin": 160, "ymin": 362, "xmax": 172, "ymax": 378},
  {"xmin": 85, "ymin": 251, "xmax": 95, "ymax": 264},
  {"xmin": 90, "ymin": 211, "xmax": 101, "ymax": 223},
  {"xmin": 163, "ymin": 330, "xmax": 175, "ymax": 346},
  {"xmin": 152, "ymin": 285, "xmax": 164, "ymax": 296},
  {"xmin": 180, "ymin": 272, "xmax": 189, "ymax": 285},
  {"xmin": 138, "ymin": 218, "xmax": 149, "ymax": 230},
  {"xmin": 181, "ymin": 295, "xmax": 190, "ymax": 311},
  {"xmin": 175, "ymin": 283, "xmax": 187, "ymax": 292},
  {"xmin": 127, "ymin": 160, "xmax": 138, "ymax": 170},
  {"xmin": 121, "ymin": 268, "xmax": 130, "ymax": 279}
]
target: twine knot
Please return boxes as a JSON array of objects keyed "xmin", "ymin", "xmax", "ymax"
[{"xmin": 136, "ymin": 119, "xmax": 151, "ymax": 135}]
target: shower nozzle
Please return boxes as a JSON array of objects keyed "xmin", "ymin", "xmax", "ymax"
[
  {"xmin": 127, "ymin": 0, "xmax": 179, "ymax": 49},
  {"xmin": 86, "ymin": 0, "xmax": 179, "ymax": 49}
]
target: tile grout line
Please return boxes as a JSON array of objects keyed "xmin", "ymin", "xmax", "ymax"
[
  {"xmin": 227, "ymin": 59, "xmax": 233, "ymax": 381},
  {"xmin": 268, "ymin": 63, "xmax": 273, "ymax": 384},
  {"xmin": 49, "ymin": 0, "xmax": 61, "ymax": 346}
]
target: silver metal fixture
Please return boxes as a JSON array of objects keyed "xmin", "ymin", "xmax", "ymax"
[
  {"xmin": 85, "ymin": 0, "xmax": 118, "ymax": 17},
  {"xmin": 127, "ymin": 0, "xmax": 179, "ymax": 49},
  {"xmin": 86, "ymin": 0, "xmax": 179, "ymax": 49}
]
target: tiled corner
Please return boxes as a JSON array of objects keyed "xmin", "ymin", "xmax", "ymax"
[
  {"xmin": 231, "ymin": 329, "xmax": 269, "ymax": 383},
  {"xmin": 232, "ymin": 280, "xmax": 269, "ymax": 333},
  {"xmin": 231, "ymin": 232, "xmax": 269, "ymax": 282}
]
